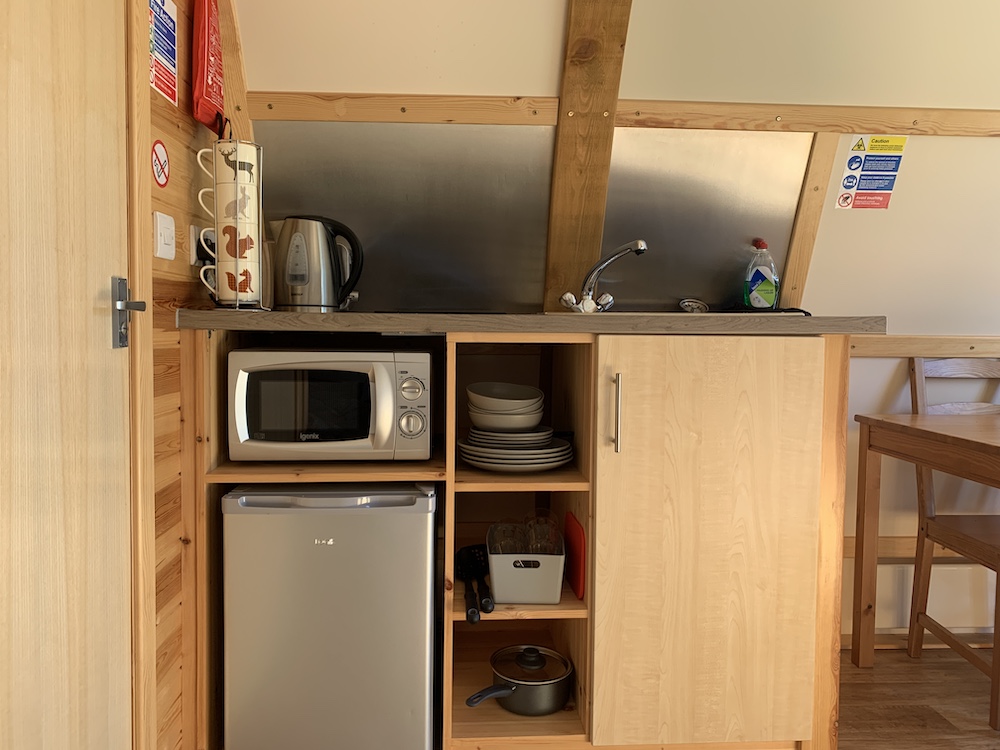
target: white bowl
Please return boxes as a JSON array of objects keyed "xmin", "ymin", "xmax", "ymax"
[
  {"xmin": 468, "ymin": 402, "xmax": 543, "ymax": 416},
  {"xmin": 467, "ymin": 382, "xmax": 544, "ymax": 412},
  {"xmin": 468, "ymin": 409, "xmax": 544, "ymax": 432}
]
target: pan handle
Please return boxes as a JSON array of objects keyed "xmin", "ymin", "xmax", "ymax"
[{"xmin": 466, "ymin": 684, "xmax": 516, "ymax": 707}]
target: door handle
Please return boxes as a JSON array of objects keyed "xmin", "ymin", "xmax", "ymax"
[
  {"xmin": 112, "ymin": 276, "xmax": 147, "ymax": 348},
  {"xmin": 613, "ymin": 372, "xmax": 622, "ymax": 453}
]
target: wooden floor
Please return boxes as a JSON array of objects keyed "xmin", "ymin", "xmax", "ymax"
[{"xmin": 839, "ymin": 649, "xmax": 1000, "ymax": 749}]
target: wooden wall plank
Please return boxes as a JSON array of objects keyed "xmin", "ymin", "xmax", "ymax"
[
  {"xmin": 850, "ymin": 335, "xmax": 1000, "ymax": 358},
  {"xmin": 843, "ymin": 536, "xmax": 965, "ymax": 561},
  {"xmin": 616, "ymin": 99, "xmax": 1000, "ymax": 137},
  {"xmin": 125, "ymin": 0, "xmax": 157, "ymax": 744},
  {"xmin": 247, "ymin": 91, "xmax": 559, "ymax": 125},
  {"xmin": 780, "ymin": 132, "xmax": 839, "ymax": 309},
  {"xmin": 810, "ymin": 336, "xmax": 850, "ymax": 750},
  {"xmin": 220, "ymin": 0, "xmax": 254, "ymax": 140},
  {"xmin": 542, "ymin": 0, "xmax": 633, "ymax": 312}
]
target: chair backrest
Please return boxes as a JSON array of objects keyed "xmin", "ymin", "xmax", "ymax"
[
  {"xmin": 909, "ymin": 357, "xmax": 1000, "ymax": 416},
  {"xmin": 908, "ymin": 357, "xmax": 1000, "ymax": 520}
]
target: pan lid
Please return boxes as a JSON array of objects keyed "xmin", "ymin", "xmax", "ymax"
[{"xmin": 490, "ymin": 645, "xmax": 572, "ymax": 685}]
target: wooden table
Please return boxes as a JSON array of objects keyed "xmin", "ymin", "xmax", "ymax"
[{"xmin": 852, "ymin": 413, "xmax": 1000, "ymax": 667}]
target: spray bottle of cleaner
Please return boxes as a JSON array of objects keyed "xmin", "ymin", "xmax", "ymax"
[{"xmin": 743, "ymin": 237, "xmax": 779, "ymax": 309}]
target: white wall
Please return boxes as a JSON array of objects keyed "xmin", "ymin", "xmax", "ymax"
[
  {"xmin": 234, "ymin": 0, "xmax": 1000, "ymax": 633},
  {"xmin": 234, "ymin": 0, "xmax": 566, "ymax": 95}
]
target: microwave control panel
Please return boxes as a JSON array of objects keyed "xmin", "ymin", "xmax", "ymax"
[{"xmin": 394, "ymin": 354, "xmax": 431, "ymax": 456}]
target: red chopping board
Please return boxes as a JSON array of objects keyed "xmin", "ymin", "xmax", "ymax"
[{"xmin": 564, "ymin": 511, "xmax": 586, "ymax": 600}]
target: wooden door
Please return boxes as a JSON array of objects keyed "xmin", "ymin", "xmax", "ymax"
[
  {"xmin": 591, "ymin": 336, "xmax": 826, "ymax": 746},
  {"xmin": 0, "ymin": 0, "xmax": 134, "ymax": 747}
]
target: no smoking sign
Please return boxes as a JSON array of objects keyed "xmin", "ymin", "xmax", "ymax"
[{"xmin": 151, "ymin": 140, "xmax": 170, "ymax": 188}]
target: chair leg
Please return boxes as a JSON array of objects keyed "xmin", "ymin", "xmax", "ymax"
[
  {"xmin": 907, "ymin": 526, "xmax": 934, "ymax": 658},
  {"xmin": 991, "ymin": 572, "xmax": 1000, "ymax": 730}
]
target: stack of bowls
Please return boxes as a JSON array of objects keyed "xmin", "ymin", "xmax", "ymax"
[
  {"xmin": 460, "ymin": 383, "xmax": 574, "ymax": 473},
  {"xmin": 466, "ymin": 382, "xmax": 544, "ymax": 432}
]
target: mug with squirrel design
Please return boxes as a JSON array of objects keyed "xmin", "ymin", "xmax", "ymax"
[{"xmin": 198, "ymin": 222, "xmax": 262, "ymax": 306}]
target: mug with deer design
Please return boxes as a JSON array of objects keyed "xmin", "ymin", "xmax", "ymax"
[{"xmin": 196, "ymin": 138, "xmax": 262, "ymax": 187}]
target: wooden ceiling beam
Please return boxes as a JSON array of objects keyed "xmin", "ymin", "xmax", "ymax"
[
  {"xmin": 617, "ymin": 99, "xmax": 1000, "ymax": 137},
  {"xmin": 542, "ymin": 0, "xmax": 633, "ymax": 312}
]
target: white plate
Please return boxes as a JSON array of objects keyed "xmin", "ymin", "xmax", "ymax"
[
  {"xmin": 458, "ymin": 438, "xmax": 572, "ymax": 460},
  {"xmin": 460, "ymin": 448, "xmax": 573, "ymax": 465},
  {"xmin": 460, "ymin": 448, "xmax": 573, "ymax": 464},
  {"xmin": 469, "ymin": 426, "xmax": 553, "ymax": 440},
  {"xmin": 467, "ymin": 437, "xmax": 553, "ymax": 450},
  {"xmin": 467, "ymin": 432, "xmax": 553, "ymax": 443},
  {"xmin": 461, "ymin": 454, "xmax": 573, "ymax": 473}
]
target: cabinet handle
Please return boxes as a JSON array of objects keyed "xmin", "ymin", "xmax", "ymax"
[{"xmin": 614, "ymin": 372, "xmax": 622, "ymax": 453}]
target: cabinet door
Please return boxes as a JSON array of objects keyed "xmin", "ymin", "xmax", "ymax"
[{"xmin": 592, "ymin": 336, "xmax": 825, "ymax": 746}]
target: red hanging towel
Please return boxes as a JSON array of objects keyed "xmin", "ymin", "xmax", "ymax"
[{"xmin": 192, "ymin": 0, "xmax": 225, "ymax": 133}]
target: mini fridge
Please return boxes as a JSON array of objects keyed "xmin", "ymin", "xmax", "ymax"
[{"xmin": 222, "ymin": 483, "xmax": 436, "ymax": 750}]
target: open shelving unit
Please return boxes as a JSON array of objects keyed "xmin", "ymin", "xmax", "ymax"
[{"xmin": 443, "ymin": 332, "xmax": 595, "ymax": 749}]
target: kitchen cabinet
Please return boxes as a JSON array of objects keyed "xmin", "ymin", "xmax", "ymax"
[
  {"xmin": 178, "ymin": 314, "xmax": 852, "ymax": 750},
  {"xmin": 591, "ymin": 335, "xmax": 841, "ymax": 747}
]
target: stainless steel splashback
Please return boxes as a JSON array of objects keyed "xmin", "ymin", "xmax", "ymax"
[
  {"xmin": 254, "ymin": 120, "xmax": 555, "ymax": 313},
  {"xmin": 254, "ymin": 120, "xmax": 811, "ymax": 313},
  {"xmin": 598, "ymin": 128, "xmax": 813, "ymax": 312}
]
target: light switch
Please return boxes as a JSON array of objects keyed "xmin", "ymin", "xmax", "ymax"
[{"xmin": 154, "ymin": 211, "xmax": 176, "ymax": 260}]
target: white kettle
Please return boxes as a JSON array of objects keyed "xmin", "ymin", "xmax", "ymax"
[{"xmin": 272, "ymin": 216, "xmax": 364, "ymax": 312}]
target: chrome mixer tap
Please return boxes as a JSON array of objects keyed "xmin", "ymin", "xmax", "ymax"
[{"xmin": 560, "ymin": 239, "xmax": 648, "ymax": 313}]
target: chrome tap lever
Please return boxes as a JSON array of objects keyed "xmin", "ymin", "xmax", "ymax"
[{"xmin": 579, "ymin": 239, "xmax": 648, "ymax": 306}]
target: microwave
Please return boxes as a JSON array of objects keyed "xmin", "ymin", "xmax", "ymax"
[{"xmin": 228, "ymin": 350, "xmax": 431, "ymax": 461}]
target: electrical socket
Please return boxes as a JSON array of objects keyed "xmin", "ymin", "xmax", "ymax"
[{"xmin": 190, "ymin": 225, "xmax": 215, "ymax": 265}]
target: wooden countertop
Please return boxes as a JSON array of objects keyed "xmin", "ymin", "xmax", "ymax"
[{"xmin": 176, "ymin": 309, "xmax": 886, "ymax": 335}]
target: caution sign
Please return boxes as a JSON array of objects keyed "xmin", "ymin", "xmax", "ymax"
[
  {"xmin": 836, "ymin": 135, "xmax": 907, "ymax": 210},
  {"xmin": 867, "ymin": 136, "xmax": 907, "ymax": 153}
]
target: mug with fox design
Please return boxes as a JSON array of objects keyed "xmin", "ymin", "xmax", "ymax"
[{"xmin": 198, "ymin": 222, "xmax": 262, "ymax": 306}]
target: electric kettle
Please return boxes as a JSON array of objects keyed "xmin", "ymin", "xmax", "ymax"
[{"xmin": 272, "ymin": 216, "xmax": 364, "ymax": 311}]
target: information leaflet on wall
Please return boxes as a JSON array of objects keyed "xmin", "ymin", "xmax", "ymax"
[
  {"xmin": 835, "ymin": 135, "xmax": 907, "ymax": 210},
  {"xmin": 149, "ymin": 0, "xmax": 179, "ymax": 106}
]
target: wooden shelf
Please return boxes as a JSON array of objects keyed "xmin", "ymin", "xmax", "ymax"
[
  {"xmin": 205, "ymin": 451, "xmax": 447, "ymax": 484},
  {"xmin": 450, "ymin": 626, "xmax": 586, "ymax": 744},
  {"xmin": 451, "ymin": 581, "xmax": 586, "ymax": 622},
  {"xmin": 454, "ymin": 463, "xmax": 588, "ymax": 492}
]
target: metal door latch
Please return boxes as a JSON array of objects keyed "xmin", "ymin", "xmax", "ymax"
[{"xmin": 112, "ymin": 276, "xmax": 147, "ymax": 348}]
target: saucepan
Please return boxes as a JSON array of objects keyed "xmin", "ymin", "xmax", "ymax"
[{"xmin": 465, "ymin": 645, "xmax": 573, "ymax": 716}]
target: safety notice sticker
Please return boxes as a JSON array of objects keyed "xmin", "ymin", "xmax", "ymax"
[
  {"xmin": 836, "ymin": 134, "xmax": 907, "ymax": 210},
  {"xmin": 149, "ymin": 0, "xmax": 178, "ymax": 106}
]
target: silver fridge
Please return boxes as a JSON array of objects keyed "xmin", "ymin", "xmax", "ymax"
[{"xmin": 223, "ymin": 483, "xmax": 436, "ymax": 750}]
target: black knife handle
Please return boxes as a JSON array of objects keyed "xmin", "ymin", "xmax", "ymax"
[
  {"xmin": 476, "ymin": 575, "xmax": 494, "ymax": 614},
  {"xmin": 464, "ymin": 580, "xmax": 480, "ymax": 624}
]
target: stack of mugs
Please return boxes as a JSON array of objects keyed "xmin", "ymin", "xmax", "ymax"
[{"xmin": 196, "ymin": 138, "xmax": 266, "ymax": 309}]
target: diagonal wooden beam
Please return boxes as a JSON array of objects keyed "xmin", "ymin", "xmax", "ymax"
[
  {"xmin": 542, "ymin": 0, "xmax": 633, "ymax": 312},
  {"xmin": 780, "ymin": 132, "xmax": 839, "ymax": 309}
]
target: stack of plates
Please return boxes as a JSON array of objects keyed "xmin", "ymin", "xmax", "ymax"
[{"xmin": 458, "ymin": 432, "xmax": 573, "ymax": 473}]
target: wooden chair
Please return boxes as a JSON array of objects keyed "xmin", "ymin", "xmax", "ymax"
[{"xmin": 906, "ymin": 356, "xmax": 1000, "ymax": 727}]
